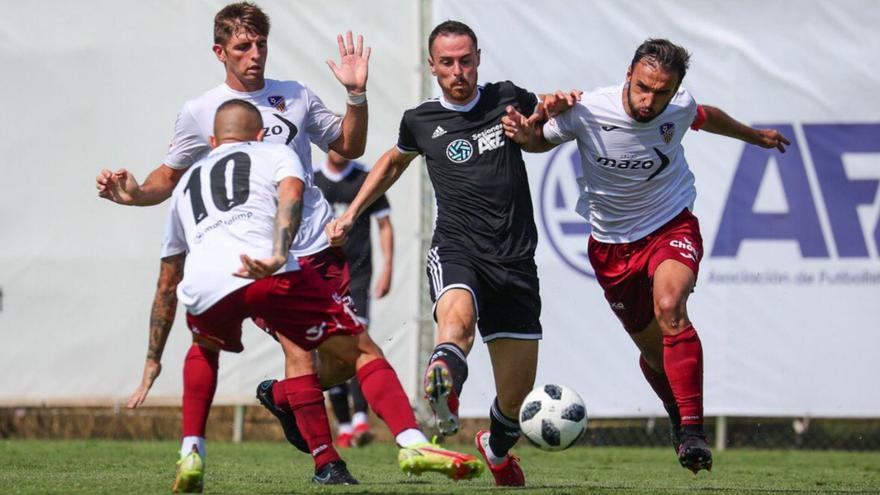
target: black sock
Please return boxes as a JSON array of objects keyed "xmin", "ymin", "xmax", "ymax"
[
  {"xmin": 683, "ymin": 424, "xmax": 706, "ymax": 437},
  {"xmin": 327, "ymin": 384, "xmax": 351, "ymax": 424},
  {"xmin": 429, "ymin": 342, "xmax": 468, "ymax": 396},
  {"xmin": 488, "ymin": 398, "xmax": 520, "ymax": 458},
  {"xmin": 664, "ymin": 402, "xmax": 682, "ymax": 431},
  {"xmin": 349, "ymin": 378, "xmax": 368, "ymax": 414}
]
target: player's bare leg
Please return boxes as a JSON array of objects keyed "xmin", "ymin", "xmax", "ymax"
[
  {"xmin": 652, "ymin": 259, "xmax": 711, "ymax": 473},
  {"xmin": 318, "ymin": 332, "xmax": 483, "ymax": 480},
  {"xmin": 476, "ymin": 338, "xmax": 537, "ymax": 486},
  {"xmin": 425, "ymin": 289, "xmax": 476, "ymax": 436}
]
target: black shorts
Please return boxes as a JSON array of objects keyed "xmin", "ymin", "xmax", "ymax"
[
  {"xmin": 425, "ymin": 246, "xmax": 542, "ymax": 342},
  {"xmin": 349, "ymin": 272, "xmax": 371, "ymax": 324}
]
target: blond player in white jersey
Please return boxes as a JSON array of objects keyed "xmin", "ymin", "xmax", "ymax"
[
  {"xmin": 130, "ymin": 100, "xmax": 483, "ymax": 491},
  {"xmin": 504, "ymin": 38, "xmax": 790, "ymax": 475},
  {"xmin": 97, "ymin": 1, "xmax": 368, "ymax": 463}
]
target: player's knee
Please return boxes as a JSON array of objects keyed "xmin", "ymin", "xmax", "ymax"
[{"xmin": 654, "ymin": 295, "xmax": 685, "ymax": 327}]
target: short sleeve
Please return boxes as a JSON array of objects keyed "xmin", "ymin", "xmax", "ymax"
[
  {"xmin": 164, "ymin": 103, "xmax": 210, "ymax": 170},
  {"xmin": 366, "ymin": 193, "xmax": 391, "ymax": 219},
  {"xmin": 160, "ymin": 199, "xmax": 187, "ymax": 258},
  {"xmin": 274, "ymin": 146, "xmax": 306, "ymax": 184},
  {"xmin": 512, "ymin": 83, "xmax": 539, "ymax": 119},
  {"xmin": 396, "ymin": 112, "xmax": 421, "ymax": 154},
  {"xmin": 690, "ymin": 104, "xmax": 707, "ymax": 131},
  {"xmin": 543, "ymin": 106, "xmax": 577, "ymax": 144},
  {"xmin": 305, "ymin": 87, "xmax": 343, "ymax": 152}
]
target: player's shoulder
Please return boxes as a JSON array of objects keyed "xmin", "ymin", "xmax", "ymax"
[
  {"xmin": 403, "ymin": 96, "xmax": 442, "ymax": 116},
  {"xmin": 670, "ymin": 86, "xmax": 696, "ymax": 108}
]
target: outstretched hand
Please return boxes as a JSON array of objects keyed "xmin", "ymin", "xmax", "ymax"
[
  {"xmin": 96, "ymin": 168, "xmax": 139, "ymax": 204},
  {"xmin": 233, "ymin": 254, "xmax": 287, "ymax": 279},
  {"xmin": 754, "ymin": 129, "xmax": 791, "ymax": 153},
  {"xmin": 543, "ymin": 90, "xmax": 582, "ymax": 117},
  {"xmin": 501, "ymin": 105, "xmax": 545, "ymax": 145},
  {"xmin": 326, "ymin": 31, "xmax": 370, "ymax": 95},
  {"xmin": 127, "ymin": 358, "xmax": 161, "ymax": 409}
]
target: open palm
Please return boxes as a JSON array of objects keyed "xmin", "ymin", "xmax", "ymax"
[{"xmin": 326, "ymin": 31, "xmax": 370, "ymax": 94}]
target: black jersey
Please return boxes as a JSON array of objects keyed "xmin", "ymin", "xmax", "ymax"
[
  {"xmin": 315, "ymin": 161, "xmax": 390, "ymax": 277},
  {"xmin": 397, "ymin": 81, "xmax": 539, "ymax": 261}
]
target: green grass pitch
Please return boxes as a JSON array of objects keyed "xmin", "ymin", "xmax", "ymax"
[{"xmin": 2, "ymin": 440, "xmax": 878, "ymax": 494}]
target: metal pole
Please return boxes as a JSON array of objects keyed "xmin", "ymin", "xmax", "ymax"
[
  {"xmin": 714, "ymin": 415, "xmax": 727, "ymax": 452},
  {"xmin": 233, "ymin": 404, "xmax": 245, "ymax": 443}
]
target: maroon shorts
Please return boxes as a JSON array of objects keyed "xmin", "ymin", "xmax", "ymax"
[
  {"xmin": 186, "ymin": 269, "xmax": 363, "ymax": 353},
  {"xmin": 588, "ymin": 209, "xmax": 703, "ymax": 334},
  {"xmin": 299, "ymin": 246, "xmax": 352, "ymax": 297}
]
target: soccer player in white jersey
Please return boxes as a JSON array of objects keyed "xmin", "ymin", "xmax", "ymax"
[
  {"xmin": 128, "ymin": 100, "xmax": 483, "ymax": 491},
  {"xmin": 95, "ymin": 1, "xmax": 368, "ymax": 461},
  {"xmin": 503, "ymin": 39, "xmax": 790, "ymax": 474}
]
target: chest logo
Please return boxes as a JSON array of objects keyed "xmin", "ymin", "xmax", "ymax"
[
  {"xmin": 268, "ymin": 95, "xmax": 286, "ymax": 112},
  {"xmin": 446, "ymin": 139, "xmax": 474, "ymax": 163},
  {"xmin": 660, "ymin": 122, "xmax": 675, "ymax": 144},
  {"xmin": 432, "ymin": 126, "xmax": 447, "ymax": 138}
]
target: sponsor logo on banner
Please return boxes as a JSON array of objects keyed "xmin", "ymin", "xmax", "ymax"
[
  {"xmin": 446, "ymin": 139, "xmax": 474, "ymax": 163},
  {"xmin": 538, "ymin": 143, "xmax": 594, "ymax": 278},
  {"xmin": 659, "ymin": 122, "xmax": 675, "ymax": 144}
]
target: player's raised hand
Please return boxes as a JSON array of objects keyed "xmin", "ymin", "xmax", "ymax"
[
  {"xmin": 233, "ymin": 254, "xmax": 286, "ymax": 279},
  {"xmin": 127, "ymin": 358, "xmax": 161, "ymax": 409},
  {"xmin": 326, "ymin": 31, "xmax": 370, "ymax": 95},
  {"xmin": 96, "ymin": 168, "xmax": 140, "ymax": 205},
  {"xmin": 754, "ymin": 129, "xmax": 791, "ymax": 153},
  {"xmin": 325, "ymin": 218, "xmax": 352, "ymax": 247},
  {"xmin": 543, "ymin": 89, "xmax": 582, "ymax": 117}
]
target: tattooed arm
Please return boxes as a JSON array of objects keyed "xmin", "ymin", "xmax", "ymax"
[
  {"xmin": 127, "ymin": 253, "xmax": 185, "ymax": 408},
  {"xmin": 234, "ymin": 177, "xmax": 305, "ymax": 279}
]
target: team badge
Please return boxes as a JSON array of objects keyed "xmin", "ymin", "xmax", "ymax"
[
  {"xmin": 446, "ymin": 139, "xmax": 474, "ymax": 163},
  {"xmin": 659, "ymin": 122, "xmax": 675, "ymax": 144},
  {"xmin": 268, "ymin": 95, "xmax": 286, "ymax": 112}
]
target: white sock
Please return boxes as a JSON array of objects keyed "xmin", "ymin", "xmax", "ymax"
[
  {"xmin": 180, "ymin": 436, "xmax": 206, "ymax": 459},
  {"xmin": 352, "ymin": 412, "xmax": 369, "ymax": 427},
  {"xmin": 395, "ymin": 428, "xmax": 429, "ymax": 447},
  {"xmin": 338, "ymin": 422, "xmax": 353, "ymax": 435}
]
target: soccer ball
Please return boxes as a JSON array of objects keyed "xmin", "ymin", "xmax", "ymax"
[{"xmin": 519, "ymin": 384, "xmax": 587, "ymax": 451}]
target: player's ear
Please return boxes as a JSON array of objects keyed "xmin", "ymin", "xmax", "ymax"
[
  {"xmin": 212, "ymin": 44, "xmax": 226, "ymax": 64},
  {"xmin": 625, "ymin": 64, "xmax": 633, "ymax": 84},
  {"xmin": 209, "ymin": 135, "xmax": 218, "ymax": 149},
  {"xmin": 256, "ymin": 128, "xmax": 267, "ymax": 142},
  {"xmin": 476, "ymin": 48, "xmax": 481, "ymax": 67},
  {"xmin": 427, "ymin": 55, "xmax": 437, "ymax": 76}
]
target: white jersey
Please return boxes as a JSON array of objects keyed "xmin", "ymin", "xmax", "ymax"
[
  {"xmin": 544, "ymin": 84, "xmax": 700, "ymax": 243},
  {"xmin": 164, "ymin": 79, "xmax": 341, "ymax": 256},
  {"xmin": 161, "ymin": 141, "xmax": 304, "ymax": 315}
]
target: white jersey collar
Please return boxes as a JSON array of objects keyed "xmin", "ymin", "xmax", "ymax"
[
  {"xmin": 320, "ymin": 160, "xmax": 357, "ymax": 183},
  {"xmin": 222, "ymin": 80, "xmax": 272, "ymax": 98},
  {"xmin": 439, "ymin": 87, "xmax": 482, "ymax": 112}
]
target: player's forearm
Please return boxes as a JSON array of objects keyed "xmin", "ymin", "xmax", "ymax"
[
  {"xmin": 344, "ymin": 149, "xmax": 409, "ymax": 223},
  {"xmin": 146, "ymin": 254, "xmax": 184, "ymax": 362},
  {"xmin": 700, "ymin": 105, "xmax": 763, "ymax": 145},
  {"xmin": 274, "ymin": 179, "xmax": 305, "ymax": 259},
  {"xmin": 331, "ymin": 104, "xmax": 368, "ymax": 159},
  {"xmin": 134, "ymin": 165, "xmax": 185, "ymax": 206},
  {"xmin": 378, "ymin": 219, "xmax": 394, "ymax": 274}
]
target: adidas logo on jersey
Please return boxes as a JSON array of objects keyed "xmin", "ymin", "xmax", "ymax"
[{"xmin": 432, "ymin": 126, "xmax": 447, "ymax": 138}]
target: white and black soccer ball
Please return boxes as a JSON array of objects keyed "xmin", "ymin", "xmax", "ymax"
[{"xmin": 519, "ymin": 384, "xmax": 587, "ymax": 451}]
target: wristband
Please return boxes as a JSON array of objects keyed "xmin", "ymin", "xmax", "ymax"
[{"xmin": 347, "ymin": 91, "xmax": 367, "ymax": 106}]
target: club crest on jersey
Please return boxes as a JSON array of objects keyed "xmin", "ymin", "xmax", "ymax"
[
  {"xmin": 267, "ymin": 95, "xmax": 286, "ymax": 112},
  {"xmin": 660, "ymin": 122, "xmax": 675, "ymax": 144},
  {"xmin": 446, "ymin": 139, "xmax": 474, "ymax": 163}
]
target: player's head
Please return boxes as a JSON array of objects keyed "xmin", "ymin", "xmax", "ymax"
[
  {"xmin": 210, "ymin": 99, "xmax": 266, "ymax": 147},
  {"xmin": 212, "ymin": 2, "xmax": 271, "ymax": 90},
  {"xmin": 625, "ymin": 39, "xmax": 691, "ymax": 122},
  {"xmin": 427, "ymin": 20, "xmax": 481, "ymax": 105}
]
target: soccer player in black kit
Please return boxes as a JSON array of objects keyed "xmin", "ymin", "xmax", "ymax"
[
  {"xmin": 316, "ymin": 149, "xmax": 394, "ymax": 448},
  {"xmin": 327, "ymin": 21, "xmax": 575, "ymax": 487}
]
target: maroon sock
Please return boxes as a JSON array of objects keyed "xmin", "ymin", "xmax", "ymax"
[
  {"xmin": 272, "ymin": 380, "xmax": 292, "ymax": 413},
  {"xmin": 639, "ymin": 355, "xmax": 677, "ymax": 406},
  {"xmin": 662, "ymin": 326, "xmax": 704, "ymax": 426},
  {"xmin": 356, "ymin": 358, "xmax": 419, "ymax": 436},
  {"xmin": 182, "ymin": 344, "xmax": 219, "ymax": 437},
  {"xmin": 283, "ymin": 374, "xmax": 340, "ymax": 470}
]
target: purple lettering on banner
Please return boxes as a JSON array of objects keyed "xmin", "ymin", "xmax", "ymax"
[
  {"xmin": 711, "ymin": 124, "xmax": 829, "ymax": 258},
  {"xmin": 804, "ymin": 124, "xmax": 880, "ymax": 258}
]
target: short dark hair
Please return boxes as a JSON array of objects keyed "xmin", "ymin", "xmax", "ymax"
[
  {"xmin": 428, "ymin": 20, "xmax": 478, "ymax": 56},
  {"xmin": 215, "ymin": 99, "xmax": 263, "ymax": 129},
  {"xmin": 214, "ymin": 2, "xmax": 271, "ymax": 45},
  {"xmin": 630, "ymin": 39, "xmax": 691, "ymax": 83}
]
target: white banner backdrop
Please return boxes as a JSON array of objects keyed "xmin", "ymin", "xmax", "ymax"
[
  {"xmin": 435, "ymin": 0, "xmax": 880, "ymax": 417},
  {"xmin": 0, "ymin": 0, "xmax": 425, "ymax": 405}
]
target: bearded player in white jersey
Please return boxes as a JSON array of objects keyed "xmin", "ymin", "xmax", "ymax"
[
  {"xmin": 96, "ymin": 1, "xmax": 369, "ymax": 467},
  {"xmin": 504, "ymin": 39, "xmax": 789, "ymax": 474},
  {"xmin": 130, "ymin": 100, "xmax": 483, "ymax": 491}
]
